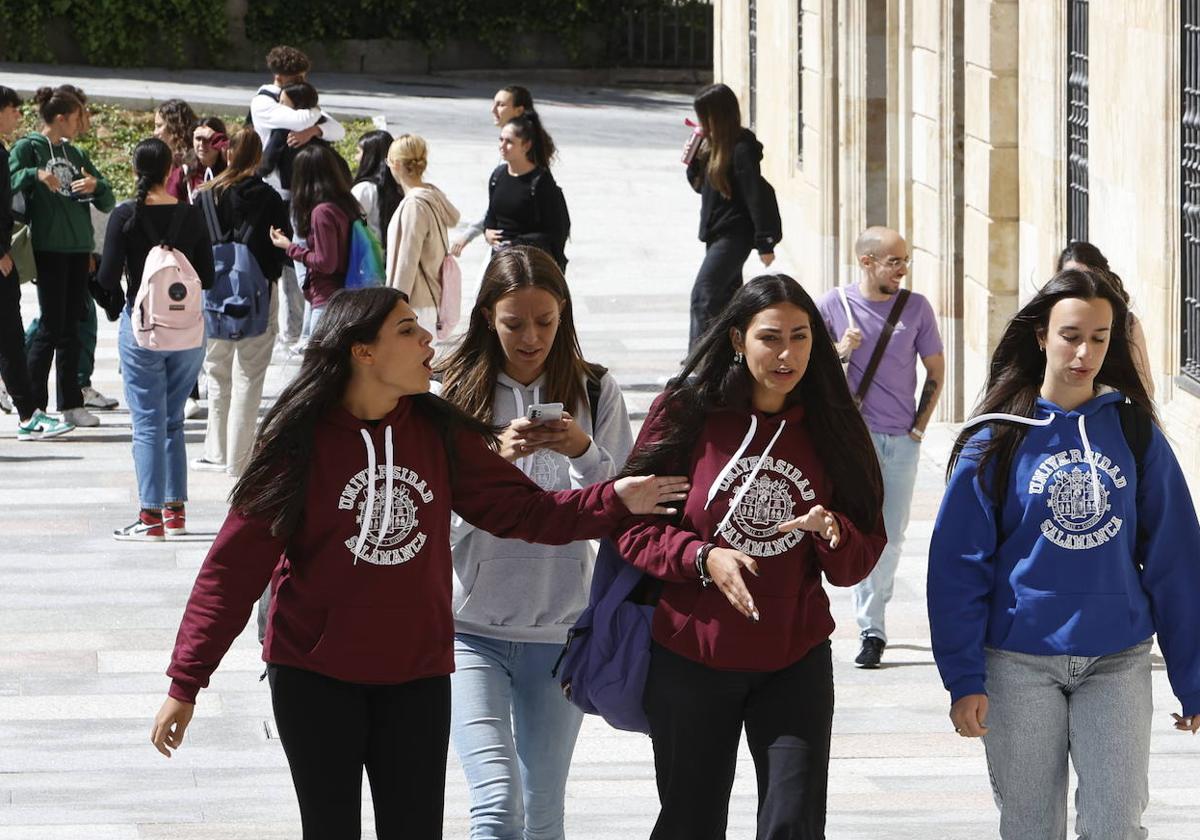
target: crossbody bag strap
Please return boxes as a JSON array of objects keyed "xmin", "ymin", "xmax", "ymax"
[
  {"xmin": 854, "ymin": 288, "xmax": 911, "ymax": 407},
  {"xmin": 196, "ymin": 188, "xmax": 227, "ymax": 243}
]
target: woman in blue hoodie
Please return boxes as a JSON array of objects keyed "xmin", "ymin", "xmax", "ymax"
[{"xmin": 928, "ymin": 269, "xmax": 1200, "ymax": 839}]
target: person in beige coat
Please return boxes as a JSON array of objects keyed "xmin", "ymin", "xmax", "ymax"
[{"xmin": 385, "ymin": 134, "xmax": 460, "ymax": 345}]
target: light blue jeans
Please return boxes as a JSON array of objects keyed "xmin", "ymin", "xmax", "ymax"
[
  {"xmin": 117, "ymin": 309, "xmax": 205, "ymax": 509},
  {"xmin": 982, "ymin": 640, "xmax": 1153, "ymax": 840},
  {"xmin": 451, "ymin": 633, "xmax": 584, "ymax": 840},
  {"xmin": 853, "ymin": 431, "xmax": 921, "ymax": 641}
]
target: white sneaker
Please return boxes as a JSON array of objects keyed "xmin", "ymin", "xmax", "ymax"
[
  {"xmin": 0, "ymin": 385, "xmax": 12, "ymax": 414},
  {"xmin": 63, "ymin": 406, "xmax": 100, "ymax": 427},
  {"xmin": 191, "ymin": 456, "xmax": 227, "ymax": 472},
  {"xmin": 82, "ymin": 386, "xmax": 119, "ymax": 410},
  {"xmin": 184, "ymin": 398, "xmax": 202, "ymax": 419}
]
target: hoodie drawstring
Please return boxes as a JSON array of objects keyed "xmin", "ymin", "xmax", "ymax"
[
  {"xmin": 962, "ymin": 410, "xmax": 1101, "ymax": 509},
  {"xmin": 705, "ymin": 415, "xmax": 758, "ymax": 510},
  {"xmin": 353, "ymin": 425, "xmax": 396, "ymax": 564},
  {"xmin": 713, "ymin": 418, "xmax": 788, "ymax": 536},
  {"xmin": 508, "ymin": 383, "xmax": 540, "ymax": 475}
]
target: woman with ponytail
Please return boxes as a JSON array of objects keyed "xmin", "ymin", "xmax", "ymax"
[
  {"xmin": 483, "ymin": 110, "xmax": 570, "ymax": 272},
  {"xmin": 192, "ymin": 126, "xmax": 291, "ymax": 476},
  {"xmin": 8, "ymin": 86, "xmax": 114, "ymax": 429},
  {"xmin": 96, "ymin": 138, "xmax": 214, "ymax": 540},
  {"xmin": 149, "ymin": 285, "xmax": 689, "ymax": 838}
]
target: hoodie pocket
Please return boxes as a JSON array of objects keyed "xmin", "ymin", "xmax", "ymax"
[
  {"xmin": 455, "ymin": 555, "xmax": 589, "ymax": 629},
  {"xmin": 998, "ymin": 592, "xmax": 1134, "ymax": 652},
  {"xmin": 306, "ymin": 606, "xmax": 444, "ymax": 678}
]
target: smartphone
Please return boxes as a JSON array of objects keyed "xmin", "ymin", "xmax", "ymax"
[{"xmin": 526, "ymin": 402, "xmax": 564, "ymax": 423}]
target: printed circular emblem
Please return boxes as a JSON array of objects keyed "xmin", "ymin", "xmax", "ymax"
[
  {"xmin": 529, "ymin": 449, "xmax": 562, "ymax": 490},
  {"xmin": 1027, "ymin": 449, "xmax": 1128, "ymax": 551},
  {"xmin": 338, "ymin": 464, "xmax": 435, "ymax": 565},
  {"xmin": 359, "ymin": 486, "xmax": 418, "ymax": 551},
  {"xmin": 715, "ymin": 454, "xmax": 817, "ymax": 558},
  {"xmin": 168, "ymin": 282, "xmax": 188, "ymax": 302}
]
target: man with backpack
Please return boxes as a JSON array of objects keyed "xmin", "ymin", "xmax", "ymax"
[{"xmin": 817, "ymin": 226, "xmax": 945, "ymax": 669}]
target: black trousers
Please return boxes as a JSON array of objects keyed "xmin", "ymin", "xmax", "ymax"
[
  {"xmin": 0, "ymin": 263, "xmax": 37, "ymax": 419},
  {"xmin": 643, "ymin": 641, "xmax": 834, "ymax": 840},
  {"xmin": 268, "ymin": 664, "xmax": 451, "ymax": 840},
  {"xmin": 27, "ymin": 250, "xmax": 89, "ymax": 412},
  {"xmin": 688, "ymin": 232, "xmax": 754, "ymax": 349}
]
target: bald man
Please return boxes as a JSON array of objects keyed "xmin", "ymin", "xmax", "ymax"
[{"xmin": 817, "ymin": 227, "xmax": 944, "ymax": 668}]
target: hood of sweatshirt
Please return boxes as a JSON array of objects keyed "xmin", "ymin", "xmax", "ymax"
[
  {"xmin": 615, "ymin": 395, "xmax": 885, "ymax": 672},
  {"xmin": 448, "ymin": 370, "xmax": 634, "ymax": 643},
  {"xmin": 737, "ymin": 127, "xmax": 765, "ymax": 163},
  {"xmin": 928, "ymin": 389, "xmax": 1170, "ymax": 703},
  {"xmin": 405, "ymin": 184, "xmax": 461, "ymax": 229}
]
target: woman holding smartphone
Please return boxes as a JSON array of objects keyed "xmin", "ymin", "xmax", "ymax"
[{"xmin": 437, "ymin": 245, "xmax": 633, "ymax": 839}]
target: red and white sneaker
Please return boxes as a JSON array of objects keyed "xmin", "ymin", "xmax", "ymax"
[
  {"xmin": 113, "ymin": 510, "xmax": 165, "ymax": 542},
  {"xmin": 162, "ymin": 505, "xmax": 186, "ymax": 537}
]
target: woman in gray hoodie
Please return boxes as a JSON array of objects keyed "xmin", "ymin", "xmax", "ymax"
[{"xmin": 436, "ymin": 245, "xmax": 633, "ymax": 840}]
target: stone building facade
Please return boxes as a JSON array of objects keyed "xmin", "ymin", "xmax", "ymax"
[{"xmin": 712, "ymin": 0, "xmax": 1200, "ymax": 479}]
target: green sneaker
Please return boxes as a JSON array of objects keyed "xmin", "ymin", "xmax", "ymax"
[{"xmin": 16, "ymin": 410, "xmax": 76, "ymax": 441}]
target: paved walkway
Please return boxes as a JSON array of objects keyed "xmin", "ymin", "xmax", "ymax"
[{"xmin": 0, "ymin": 64, "xmax": 1197, "ymax": 838}]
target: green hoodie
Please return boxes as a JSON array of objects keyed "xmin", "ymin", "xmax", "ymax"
[{"xmin": 8, "ymin": 132, "xmax": 114, "ymax": 253}]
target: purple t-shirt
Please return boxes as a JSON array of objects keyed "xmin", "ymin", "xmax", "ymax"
[{"xmin": 817, "ymin": 284, "xmax": 943, "ymax": 436}]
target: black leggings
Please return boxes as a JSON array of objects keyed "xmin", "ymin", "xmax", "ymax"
[
  {"xmin": 0, "ymin": 263, "xmax": 37, "ymax": 419},
  {"xmin": 643, "ymin": 641, "xmax": 834, "ymax": 840},
  {"xmin": 267, "ymin": 664, "xmax": 451, "ymax": 839},
  {"xmin": 689, "ymin": 232, "xmax": 754, "ymax": 349},
  {"xmin": 27, "ymin": 250, "xmax": 89, "ymax": 412}
]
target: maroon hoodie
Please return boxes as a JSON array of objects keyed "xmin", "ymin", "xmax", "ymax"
[
  {"xmin": 167, "ymin": 397, "xmax": 631, "ymax": 703},
  {"xmin": 616, "ymin": 394, "xmax": 886, "ymax": 672}
]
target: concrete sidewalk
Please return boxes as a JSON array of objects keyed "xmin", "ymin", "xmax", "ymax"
[{"xmin": 0, "ymin": 66, "xmax": 1197, "ymax": 839}]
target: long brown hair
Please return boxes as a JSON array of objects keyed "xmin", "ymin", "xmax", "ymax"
[
  {"xmin": 202, "ymin": 125, "xmax": 262, "ymax": 198},
  {"xmin": 948, "ymin": 269, "xmax": 1156, "ymax": 502},
  {"xmin": 622, "ymin": 274, "xmax": 883, "ymax": 533},
  {"xmin": 693, "ymin": 83, "xmax": 742, "ymax": 200},
  {"xmin": 290, "ymin": 143, "xmax": 363, "ymax": 238},
  {"xmin": 436, "ymin": 246, "xmax": 599, "ymax": 425}
]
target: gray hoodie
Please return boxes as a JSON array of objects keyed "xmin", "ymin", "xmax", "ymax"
[{"xmin": 449, "ymin": 371, "xmax": 634, "ymax": 643}]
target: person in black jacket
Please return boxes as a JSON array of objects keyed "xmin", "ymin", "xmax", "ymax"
[
  {"xmin": 97, "ymin": 138, "xmax": 214, "ymax": 542},
  {"xmin": 192, "ymin": 126, "xmax": 291, "ymax": 477},
  {"xmin": 685, "ymin": 83, "xmax": 782, "ymax": 349},
  {"xmin": 484, "ymin": 111, "xmax": 570, "ymax": 272},
  {"xmin": 0, "ymin": 85, "xmax": 75, "ymax": 439}
]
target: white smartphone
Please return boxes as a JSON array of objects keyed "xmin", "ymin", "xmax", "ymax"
[{"xmin": 525, "ymin": 402, "xmax": 564, "ymax": 423}]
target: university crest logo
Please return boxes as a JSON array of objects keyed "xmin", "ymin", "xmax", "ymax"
[
  {"xmin": 1027, "ymin": 449, "xmax": 1127, "ymax": 551},
  {"xmin": 338, "ymin": 465, "xmax": 435, "ymax": 565},
  {"xmin": 717, "ymin": 455, "xmax": 817, "ymax": 557}
]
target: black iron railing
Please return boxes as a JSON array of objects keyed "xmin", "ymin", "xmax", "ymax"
[
  {"xmin": 1066, "ymin": 0, "xmax": 1089, "ymax": 243},
  {"xmin": 1183, "ymin": 4, "xmax": 1200, "ymax": 383},
  {"xmin": 610, "ymin": 0, "xmax": 713, "ymax": 68}
]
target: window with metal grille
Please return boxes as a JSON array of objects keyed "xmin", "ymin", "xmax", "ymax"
[
  {"xmin": 797, "ymin": 4, "xmax": 804, "ymax": 163},
  {"xmin": 1182, "ymin": 3, "xmax": 1200, "ymax": 384},
  {"xmin": 749, "ymin": 0, "xmax": 758, "ymax": 130},
  {"xmin": 1066, "ymin": 0, "xmax": 1089, "ymax": 243}
]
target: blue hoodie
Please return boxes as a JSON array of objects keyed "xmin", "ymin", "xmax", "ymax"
[{"xmin": 928, "ymin": 390, "xmax": 1200, "ymax": 716}]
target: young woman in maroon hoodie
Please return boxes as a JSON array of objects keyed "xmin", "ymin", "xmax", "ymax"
[
  {"xmin": 617, "ymin": 274, "xmax": 886, "ymax": 839},
  {"xmin": 150, "ymin": 286, "xmax": 686, "ymax": 839}
]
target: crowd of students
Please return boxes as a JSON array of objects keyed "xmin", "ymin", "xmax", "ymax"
[{"xmin": 3, "ymin": 48, "xmax": 1199, "ymax": 840}]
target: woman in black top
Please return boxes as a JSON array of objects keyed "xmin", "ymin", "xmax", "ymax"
[
  {"xmin": 484, "ymin": 112, "xmax": 570, "ymax": 272},
  {"xmin": 97, "ymin": 138, "xmax": 214, "ymax": 542},
  {"xmin": 685, "ymin": 83, "xmax": 782, "ymax": 350}
]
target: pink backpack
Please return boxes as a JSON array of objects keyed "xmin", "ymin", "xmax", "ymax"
[
  {"xmin": 131, "ymin": 205, "xmax": 205, "ymax": 351},
  {"xmin": 410, "ymin": 194, "xmax": 462, "ymax": 340}
]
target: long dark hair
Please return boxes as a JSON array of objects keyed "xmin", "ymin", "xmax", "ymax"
[
  {"xmin": 290, "ymin": 143, "xmax": 363, "ymax": 238},
  {"xmin": 156, "ymin": 98, "xmax": 198, "ymax": 160},
  {"xmin": 230, "ymin": 287, "xmax": 495, "ymax": 538},
  {"xmin": 623, "ymin": 274, "xmax": 883, "ymax": 532},
  {"xmin": 354, "ymin": 129, "xmax": 403, "ymax": 231},
  {"xmin": 505, "ymin": 111, "xmax": 557, "ymax": 169},
  {"xmin": 693, "ymin": 83, "xmax": 742, "ymax": 200},
  {"xmin": 948, "ymin": 269, "xmax": 1156, "ymax": 502},
  {"xmin": 130, "ymin": 138, "xmax": 174, "ymax": 222},
  {"xmin": 1056, "ymin": 240, "xmax": 1131, "ymax": 305},
  {"xmin": 503, "ymin": 85, "xmax": 534, "ymax": 111},
  {"xmin": 204, "ymin": 125, "xmax": 261, "ymax": 198},
  {"xmin": 436, "ymin": 245, "xmax": 599, "ymax": 424}
]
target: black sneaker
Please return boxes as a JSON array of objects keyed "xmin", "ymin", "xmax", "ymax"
[{"xmin": 854, "ymin": 635, "xmax": 886, "ymax": 669}]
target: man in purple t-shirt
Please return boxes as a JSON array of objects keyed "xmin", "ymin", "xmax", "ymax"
[{"xmin": 817, "ymin": 226, "xmax": 944, "ymax": 669}]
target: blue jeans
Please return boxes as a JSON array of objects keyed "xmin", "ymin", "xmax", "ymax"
[
  {"xmin": 982, "ymin": 640, "xmax": 1153, "ymax": 840},
  {"xmin": 118, "ymin": 310, "xmax": 205, "ymax": 509},
  {"xmin": 450, "ymin": 633, "xmax": 584, "ymax": 840},
  {"xmin": 853, "ymin": 431, "xmax": 921, "ymax": 642}
]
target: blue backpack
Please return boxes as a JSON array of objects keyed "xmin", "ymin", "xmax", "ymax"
[
  {"xmin": 344, "ymin": 219, "xmax": 386, "ymax": 290},
  {"xmin": 197, "ymin": 189, "xmax": 270, "ymax": 341},
  {"xmin": 552, "ymin": 537, "xmax": 655, "ymax": 734}
]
